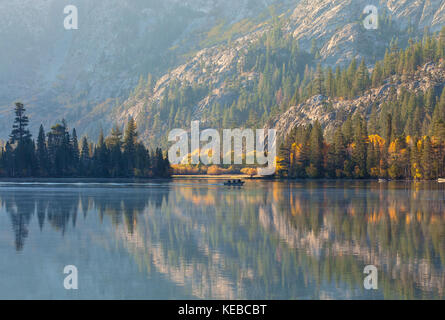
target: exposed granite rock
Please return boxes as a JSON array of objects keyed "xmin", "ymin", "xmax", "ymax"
[{"xmin": 268, "ymin": 61, "xmax": 445, "ymax": 139}]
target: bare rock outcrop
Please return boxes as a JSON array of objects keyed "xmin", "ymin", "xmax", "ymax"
[{"xmin": 268, "ymin": 61, "xmax": 445, "ymax": 139}]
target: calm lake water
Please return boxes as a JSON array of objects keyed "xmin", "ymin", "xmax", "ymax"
[{"xmin": 0, "ymin": 180, "xmax": 443, "ymax": 300}]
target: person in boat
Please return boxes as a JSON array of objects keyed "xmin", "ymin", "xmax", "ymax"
[{"xmin": 225, "ymin": 179, "xmax": 244, "ymax": 185}]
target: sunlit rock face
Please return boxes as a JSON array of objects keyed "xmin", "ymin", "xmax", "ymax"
[{"xmin": 288, "ymin": 0, "xmax": 445, "ymax": 65}]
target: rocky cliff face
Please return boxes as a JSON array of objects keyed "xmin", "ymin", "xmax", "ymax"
[
  {"xmin": 0, "ymin": 0, "xmax": 444, "ymax": 142},
  {"xmin": 268, "ymin": 61, "xmax": 445, "ymax": 139},
  {"xmin": 288, "ymin": 0, "xmax": 445, "ymax": 64}
]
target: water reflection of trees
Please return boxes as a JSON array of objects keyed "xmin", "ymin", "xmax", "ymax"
[
  {"xmin": 0, "ymin": 188, "xmax": 164, "ymax": 251},
  {"xmin": 269, "ymin": 181, "xmax": 445, "ymax": 299},
  {"xmin": 0, "ymin": 181, "xmax": 443, "ymax": 299}
]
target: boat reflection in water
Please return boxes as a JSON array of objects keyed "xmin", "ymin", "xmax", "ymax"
[{"xmin": 0, "ymin": 180, "xmax": 443, "ymax": 299}]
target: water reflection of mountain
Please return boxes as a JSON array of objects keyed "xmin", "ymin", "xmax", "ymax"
[{"xmin": 0, "ymin": 181, "xmax": 443, "ymax": 299}]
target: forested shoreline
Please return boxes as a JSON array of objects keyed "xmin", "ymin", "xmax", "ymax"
[
  {"xmin": 277, "ymin": 31, "xmax": 445, "ymax": 181},
  {"xmin": 1, "ymin": 28, "xmax": 445, "ymax": 181},
  {"xmin": 0, "ymin": 103, "xmax": 171, "ymax": 178}
]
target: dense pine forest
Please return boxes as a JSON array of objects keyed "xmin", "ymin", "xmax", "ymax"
[
  {"xmin": 277, "ymin": 28, "xmax": 445, "ymax": 180},
  {"xmin": 127, "ymin": 15, "xmax": 428, "ymax": 144},
  {"xmin": 0, "ymin": 103, "xmax": 171, "ymax": 178}
]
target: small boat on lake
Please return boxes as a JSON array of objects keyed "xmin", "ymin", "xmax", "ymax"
[{"xmin": 224, "ymin": 179, "xmax": 245, "ymax": 186}]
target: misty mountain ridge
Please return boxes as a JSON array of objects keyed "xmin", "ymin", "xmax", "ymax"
[{"xmin": 0, "ymin": 0, "xmax": 444, "ymax": 146}]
